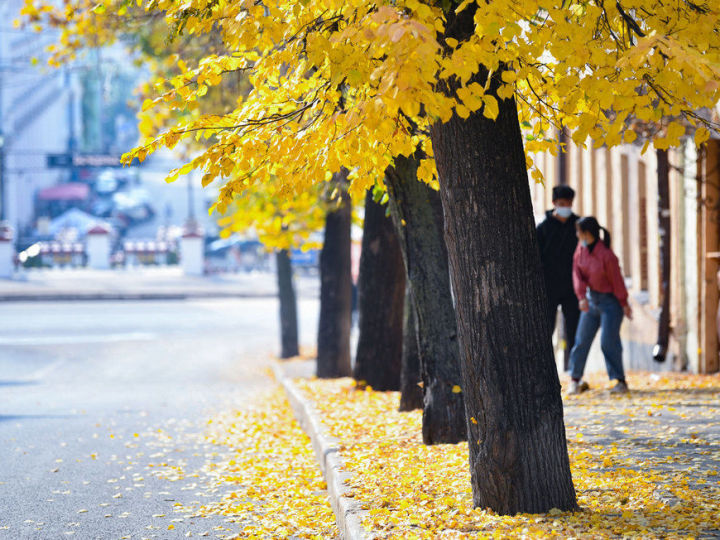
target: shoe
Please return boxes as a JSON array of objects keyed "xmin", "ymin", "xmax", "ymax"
[
  {"xmin": 610, "ymin": 380, "xmax": 629, "ymax": 394},
  {"xmin": 568, "ymin": 380, "xmax": 589, "ymax": 395}
]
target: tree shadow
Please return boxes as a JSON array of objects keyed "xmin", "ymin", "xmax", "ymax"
[
  {"xmin": 0, "ymin": 380, "xmax": 37, "ymax": 387},
  {"xmin": 0, "ymin": 414, "xmax": 72, "ymax": 423},
  {"xmin": 627, "ymin": 387, "xmax": 720, "ymax": 397}
]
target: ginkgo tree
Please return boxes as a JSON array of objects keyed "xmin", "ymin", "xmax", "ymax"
[
  {"xmin": 219, "ymin": 179, "xmax": 327, "ymax": 359},
  {"xmin": 23, "ymin": 0, "xmax": 471, "ymax": 446},
  {"xmin": 23, "ymin": 0, "xmax": 720, "ymax": 515}
]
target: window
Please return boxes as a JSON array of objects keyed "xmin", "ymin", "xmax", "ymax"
[
  {"xmin": 575, "ymin": 144, "xmax": 584, "ymax": 215},
  {"xmin": 621, "ymin": 155, "xmax": 631, "ymax": 277},
  {"xmin": 638, "ymin": 161, "xmax": 649, "ymax": 291}
]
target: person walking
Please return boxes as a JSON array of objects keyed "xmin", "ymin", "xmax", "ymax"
[
  {"xmin": 568, "ymin": 217, "xmax": 633, "ymax": 394},
  {"xmin": 536, "ymin": 185, "xmax": 580, "ymax": 370}
]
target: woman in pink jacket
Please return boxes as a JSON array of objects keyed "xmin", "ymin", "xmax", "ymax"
[{"xmin": 568, "ymin": 217, "xmax": 633, "ymax": 395}]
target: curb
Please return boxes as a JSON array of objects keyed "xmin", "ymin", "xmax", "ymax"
[
  {"xmin": 272, "ymin": 364, "xmax": 371, "ymax": 540},
  {"xmin": 0, "ymin": 291, "xmax": 282, "ymax": 302}
]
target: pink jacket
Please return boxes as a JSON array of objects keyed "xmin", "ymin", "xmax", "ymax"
[{"xmin": 573, "ymin": 241, "xmax": 629, "ymax": 307}]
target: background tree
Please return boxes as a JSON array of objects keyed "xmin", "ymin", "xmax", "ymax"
[
  {"xmin": 386, "ymin": 155, "xmax": 466, "ymax": 444},
  {"xmin": 317, "ymin": 171, "xmax": 353, "ymax": 378},
  {"xmin": 398, "ymin": 286, "xmax": 423, "ymax": 412},
  {"xmin": 276, "ymin": 248, "xmax": 299, "ymax": 358},
  {"xmin": 353, "ymin": 189, "xmax": 405, "ymax": 391},
  {"xmin": 219, "ymin": 183, "xmax": 326, "ymax": 360}
]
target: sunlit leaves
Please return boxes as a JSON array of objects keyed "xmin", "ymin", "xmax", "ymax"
[
  {"xmin": 217, "ymin": 180, "xmax": 327, "ymax": 251},
  {"xmin": 22, "ymin": 0, "xmax": 720, "ymax": 207},
  {"xmin": 297, "ymin": 372, "xmax": 720, "ymax": 538},
  {"xmin": 154, "ymin": 388, "xmax": 338, "ymax": 538}
]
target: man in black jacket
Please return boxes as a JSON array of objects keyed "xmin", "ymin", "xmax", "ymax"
[{"xmin": 537, "ymin": 185, "xmax": 580, "ymax": 371}]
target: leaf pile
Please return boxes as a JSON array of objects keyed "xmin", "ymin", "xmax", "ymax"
[
  {"xmin": 150, "ymin": 389, "xmax": 337, "ymax": 539},
  {"xmin": 296, "ymin": 372, "xmax": 720, "ymax": 538}
]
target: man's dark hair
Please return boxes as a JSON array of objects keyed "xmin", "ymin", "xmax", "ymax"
[{"xmin": 552, "ymin": 185, "xmax": 575, "ymax": 201}]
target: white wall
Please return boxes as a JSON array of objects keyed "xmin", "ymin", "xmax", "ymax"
[
  {"xmin": 0, "ymin": 0, "xmax": 72, "ymax": 234},
  {"xmin": 683, "ymin": 142, "xmax": 700, "ymax": 372}
]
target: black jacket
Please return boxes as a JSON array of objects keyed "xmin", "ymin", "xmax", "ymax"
[{"xmin": 536, "ymin": 210, "xmax": 578, "ymax": 298}]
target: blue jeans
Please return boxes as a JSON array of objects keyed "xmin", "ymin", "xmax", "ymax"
[{"xmin": 569, "ymin": 291, "xmax": 626, "ymax": 381}]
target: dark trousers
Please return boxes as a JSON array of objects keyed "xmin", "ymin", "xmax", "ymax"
[{"xmin": 547, "ymin": 292, "xmax": 580, "ymax": 371}]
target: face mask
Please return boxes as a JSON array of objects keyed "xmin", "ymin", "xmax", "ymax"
[
  {"xmin": 580, "ymin": 239, "xmax": 589, "ymax": 248},
  {"xmin": 555, "ymin": 206, "xmax": 572, "ymax": 218}
]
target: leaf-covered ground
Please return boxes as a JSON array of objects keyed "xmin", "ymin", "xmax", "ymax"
[
  {"xmin": 144, "ymin": 388, "xmax": 338, "ymax": 539},
  {"xmin": 296, "ymin": 372, "xmax": 720, "ymax": 538}
]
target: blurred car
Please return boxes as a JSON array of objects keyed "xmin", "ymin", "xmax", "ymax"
[
  {"xmin": 111, "ymin": 188, "xmax": 155, "ymax": 225},
  {"xmin": 95, "ymin": 171, "xmax": 119, "ymax": 196},
  {"xmin": 91, "ymin": 197, "xmax": 115, "ymax": 218},
  {"xmin": 92, "ymin": 168, "xmax": 140, "ymax": 195},
  {"xmin": 205, "ymin": 238, "xmax": 267, "ymax": 273}
]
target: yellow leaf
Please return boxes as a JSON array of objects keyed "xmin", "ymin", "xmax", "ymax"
[
  {"xmin": 654, "ymin": 136, "xmax": 670, "ymax": 150},
  {"xmin": 452, "ymin": 385, "xmax": 462, "ymax": 393},
  {"xmin": 531, "ymin": 167, "xmax": 545, "ymax": 184},
  {"xmin": 501, "ymin": 70, "xmax": 517, "ymax": 83},
  {"xmin": 482, "ymin": 95, "xmax": 499, "ymax": 120},
  {"xmin": 455, "ymin": 104, "xmax": 470, "ymax": 119},
  {"xmin": 455, "ymin": 0, "xmax": 474, "ymax": 14},
  {"xmin": 695, "ymin": 127, "xmax": 710, "ymax": 146}
]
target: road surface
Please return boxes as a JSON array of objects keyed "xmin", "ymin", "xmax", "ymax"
[{"xmin": 0, "ymin": 298, "xmax": 319, "ymax": 539}]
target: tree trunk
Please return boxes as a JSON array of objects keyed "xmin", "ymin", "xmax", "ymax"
[
  {"xmin": 399, "ymin": 285, "xmax": 423, "ymax": 411},
  {"xmin": 276, "ymin": 249, "xmax": 299, "ymax": 359},
  {"xmin": 653, "ymin": 149, "xmax": 671, "ymax": 363},
  {"xmin": 354, "ymin": 190, "xmax": 406, "ymax": 391},
  {"xmin": 428, "ymin": 6, "xmax": 577, "ymax": 514},
  {"xmin": 385, "ymin": 156, "xmax": 467, "ymax": 444},
  {"xmin": 317, "ymin": 171, "xmax": 353, "ymax": 378}
]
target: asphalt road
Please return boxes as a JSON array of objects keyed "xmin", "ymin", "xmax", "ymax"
[{"xmin": 0, "ymin": 298, "xmax": 319, "ymax": 539}]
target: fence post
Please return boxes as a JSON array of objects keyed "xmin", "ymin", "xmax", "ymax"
[
  {"xmin": 86, "ymin": 224, "xmax": 112, "ymax": 270},
  {"xmin": 0, "ymin": 222, "xmax": 14, "ymax": 278},
  {"xmin": 181, "ymin": 226, "xmax": 204, "ymax": 276}
]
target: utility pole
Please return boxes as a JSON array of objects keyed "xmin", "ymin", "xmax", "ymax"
[
  {"xmin": 95, "ymin": 48, "xmax": 104, "ymax": 153},
  {"xmin": 0, "ymin": 132, "xmax": 5, "ymax": 222},
  {"xmin": 187, "ymin": 172, "xmax": 196, "ymax": 226},
  {"xmin": 0, "ymin": 17, "xmax": 5, "ymax": 221}
]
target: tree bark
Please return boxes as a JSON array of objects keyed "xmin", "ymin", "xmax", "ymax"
[
  {"xmin": 317, "ymin": 171, "xmax": 353, "ymax": 378},
  {"xmin": 354, "ymin": 190, "xmax": 406, "ymax": 391},
  {"xmin": 276, "ymin": 249, "xmax": 299, "ymax": 358},
  {"xmin": 385, "ymin": 156, "xmax": 467, "ymax": 444},
  {"xmin": 399, "ymin": 285, "xmax": 423, "ymax": 411},
  {"xmin": 428, "ymin": 6, "xmax": 577, "ymax": 514},
  {"xmin": 653, "ymin": 149, "xmax": 671, "ymax": 363}
]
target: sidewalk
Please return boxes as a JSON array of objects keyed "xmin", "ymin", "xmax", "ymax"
[
  {"xmin": 277, "ymin": 362, "xmax": 720, "ymax": 538},
  {"xmin": 0, "ymin": 267, "xmax": 319, "ymax": 301}
]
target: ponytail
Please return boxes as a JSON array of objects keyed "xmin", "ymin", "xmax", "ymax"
[
  {"xmin": 577, "ymin": 216, "xmax": 612, "ymax": 248},
  {"xmin": 600, "ymin": 226, "xmax": 612, "ymax": 249}
]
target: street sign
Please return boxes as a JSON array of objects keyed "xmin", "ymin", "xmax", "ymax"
[
  {"xmin": 46, "ymin": 154, "xmax": 131, "ymax": 168},
  {"xmin": 46, "ymin": 154, "xmax": 73, "ymax": 168}
]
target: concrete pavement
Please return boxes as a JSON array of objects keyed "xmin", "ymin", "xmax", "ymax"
[{"xmin": 0, "ymin": 268, "xmax": 319, "ymax": 301}]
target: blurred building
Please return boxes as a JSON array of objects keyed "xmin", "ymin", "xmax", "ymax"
[
  {"xmin": 0, "ymin": 0, "xmax": 76, "ymax": 238},
  {"xmin": 531, "ymin": 137, "xmax": 720, "ymax": 375}
]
